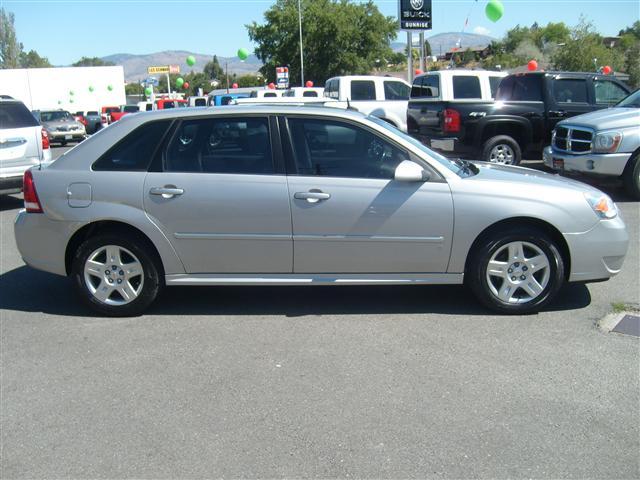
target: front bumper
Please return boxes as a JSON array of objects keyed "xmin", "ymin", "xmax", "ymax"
[
  {"xmin": 47, "ymin": 130, "xmax": 86, "ymax": 142},
  {"xmin": 565, "ymin": 215, "xmax": 629, "ymax": 283},
  {"xmin": 14, "ymin": 210, "xmax": 79, "ymax": 276},
  {"xmin": 543, "ymin": 146, "xmax": 631, "ymax": 177}
]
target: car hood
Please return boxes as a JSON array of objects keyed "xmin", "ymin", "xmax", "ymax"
[
  {"xmin": 558, "ymin": 107, "xmax": 639, "ymax": 131},
  {"xmin": 468, "ymin": 162, "xmax": 601, "ymax": 194}
]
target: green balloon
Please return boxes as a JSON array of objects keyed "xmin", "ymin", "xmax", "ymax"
[
  {"xmin": 237, "ymin": 48, "xmax": 249, "ymax": 61},
  {"xmin": 69, "ymin": 90, "xmax": 74, "ymax": 96},
  {"xmin": 186, "ymin": 55, "xmax": 196, "ymax": 67},
  {"xmin": 144, "ymin": 87, "xmax": 153, "ymax": 96},
  {"xmin": 485, "ymin": 0, "xmax": 504, "ymax": 22},
  {"xmin": 175, "ymin": 77, "xmax": 184, "ymax": 88},
  {"xmin": 89, "ymin": 85, "xmax": 94, "ymax": 92},
  {"xmin": 107, "ymin": 85, "xmax": 113, "ymax": 91}
]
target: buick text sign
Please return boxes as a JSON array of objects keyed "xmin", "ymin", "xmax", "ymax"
[{"xmin": 399, "ymin": 0, "xmax": 432, "ymax": 30}]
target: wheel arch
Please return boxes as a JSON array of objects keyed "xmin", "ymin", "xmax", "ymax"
[
  {"xmin": 475, "ymin": 117, "xmax": 533, "ymax": 150},
  {"xmin": 464, "ymin": 217, "xmax": 571, "ymax": 280}
]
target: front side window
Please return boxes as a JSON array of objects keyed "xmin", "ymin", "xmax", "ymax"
[
  {"xmin": 594, "ymin": 80, "xmax": 628, "ymax": 104},
  {"xmin": 288, "ymin": 118, "xmax": 408, "ymax": 179},
  {"xmin": 553, "ymin": 79, "xmax": 588, "ymax": 103},
  {"xmin": 350, "ymin": 81, "xmax": 376, "ymax": 101},
  {"xmin": 452, "ymin": 76, "xmax": 482, "ymax": 99},
  {"xmin": 93, "ymin": 120, "xmax": 171, "ymax": 171},
  {"xmin": 384, "ymin": 81, "xmax": 410, "ymax": 100},
  {"xmin": 165, "ymin": 117, "xmax": 273, "ymax": 175}
]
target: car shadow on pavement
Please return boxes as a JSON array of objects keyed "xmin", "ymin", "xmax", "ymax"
[
  {"xmin": 0, "ymin": 195, "xmax": 22, "ymax": 212},
  {"xmin": 0, "ymin": 265, "xmax": 592, "ymax": 318}
]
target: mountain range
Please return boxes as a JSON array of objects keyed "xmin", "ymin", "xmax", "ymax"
[
  {"xmin": 101, "ymin": 50, "xmax": 261, "ymax": 82},
  {"xmin": 392, "ymin": 32, "xmax": 494, "ymax": 55}
]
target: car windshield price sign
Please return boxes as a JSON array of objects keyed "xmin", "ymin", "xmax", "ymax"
[
  {"xmin": 275, "ymin": 66, "xmax": 289, "ymax": 89},
  {"xmin": 398, "ymin": 0, "xmax": 432, "ymax": 30}
]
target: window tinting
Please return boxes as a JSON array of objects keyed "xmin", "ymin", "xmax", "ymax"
[
  {"xmin": 165, "ymin": 117, "xmax": 273, "ymax": 174},
  {"xmin": 452, "ymin": 76, "xmax": 482, "ymax": 99},
  {"xmin": 288, "ymin": 118, "xmax": 408, "ymax": 179},
  {"xmin": 411, "ymin": 75, "xmax": 440, "ymax": 98},
  {"xmin": 264, "ymin": 92, "xmax": 277, "ymax": 98},
  {"xmin": 553, "ymin": 79, "xmax": 588, "ymax": 103},
  {"xmin": 384, "ymin": 81, "xmax": 410, "ymax": 100},
  {"xmin": 496, "ymin": 75, "xmax": 543, "ymax": 101},
  {"xmin": 595, "ymin": 80, "xmax": 628, "ymax": 104},
  {"xmin": 303, "ymin": 91, "xmax": 318, "ymax": 97},
  {"xmin": 350, "ymin": 81, "xmax": 376, "ymax": 101},
  {"xmin": 0, "ymin": 102, "xmax": 39, "ymax": 128},
  {"xmin": 93, "ymin": 120, "xmax": 170, "ymax": 171},
  {"xmin": 489, "ymin": 76, "xmax": 502, "ymax": 98}
]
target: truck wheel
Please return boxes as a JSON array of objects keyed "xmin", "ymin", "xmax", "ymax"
[
  {"xmin": 482, "ymin": 135, "xmax": 522, "ymax": 166},
  {"xmin": 622, "ymin": 152, "xmax": 640, "ymax": 200}
]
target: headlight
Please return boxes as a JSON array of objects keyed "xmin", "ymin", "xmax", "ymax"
[
  {"xmin": 584, "ymin": 192, "xmax": 617, "ymax": 219},
  {"xmin": 593, "ymin": 131, "xmax": 622, "ymax": 153}
]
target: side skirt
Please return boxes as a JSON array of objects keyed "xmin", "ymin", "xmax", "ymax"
[{"xmin": 164, "ymin": 273, "xmax": 464, "ymax": 286}]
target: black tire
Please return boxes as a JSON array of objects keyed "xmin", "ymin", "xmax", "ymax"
[
  {"xmin": 466, "ymin": 227, "xmax": 565, "ymax": 314},
  {"xmin": 71, "ymin": 232, "xmax": 162, "ymax": 317},
  {"xmin": 482, "ymin": 135, "xmax": 522, "ymax": 166},
  {"xmin": 622, "ymin": 152, "xmax": 640, "ymax": 200}
]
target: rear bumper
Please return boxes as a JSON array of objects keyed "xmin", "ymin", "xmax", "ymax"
[
  {"xmin": 565, "ymin": 215, "xmax": 629, "ymax": 283},
  {"xmin": 410, "ymin": 133, "xmax": 476, "ymax": 157},
  {"xmin": 543, "ymin": 146, "xmax": 631, "ymax": 177},
  {"xmin": 14, "ymin": 210, "xmax": 78, "ymax": 276}
]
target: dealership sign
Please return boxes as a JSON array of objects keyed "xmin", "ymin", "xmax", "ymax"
[
  {"xmin": 398, "ymin": 0, "xmax": 432, "ymax": 30},
  {"xmin": 147, "ymin": 65, "xmax": 181, "ymax": 74}
]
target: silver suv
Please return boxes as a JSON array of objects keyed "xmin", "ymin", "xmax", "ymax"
[
  {"xmin": 14, "ymin": 106, "xmax": 628, "ymax": 316},
  {"xmin": 0, "ymin": 98, "xmax": 51, "ymax": 195}
]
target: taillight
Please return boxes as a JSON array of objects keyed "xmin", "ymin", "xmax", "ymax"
[
  {"xmin": 41, "ymin": 128, "xmax": 50, "ymax": 150},
  {"xmin": 23, "ymin": 170, "xmax": 43, "ymax": 213},
  {"xmin": 443, "ymin": 108, "xmax": 461, "ymax": 134}
]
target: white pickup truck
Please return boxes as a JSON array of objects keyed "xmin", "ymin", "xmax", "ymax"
[{"xmin": 323, "ymin": 75, "xmax": 411, "ymax": 132}]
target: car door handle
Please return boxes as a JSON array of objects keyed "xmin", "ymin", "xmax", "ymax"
[
  {"xmin": 549, "ymin": 110, "xmax": 566, "ymax": 117},
  {"xmin": 150, "ymin": 186, "xmax": 184, "ymax": 198},
  {"xmin": 294, "ymin": 191, "xmax": 331, "ymax": 203}
]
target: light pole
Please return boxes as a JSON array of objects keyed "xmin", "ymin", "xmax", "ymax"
[{"xmin": 298, "ymin": 0, "xmax": 304, "ymax": 86}]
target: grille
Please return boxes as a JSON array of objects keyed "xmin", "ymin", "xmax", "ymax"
[{"xmin": 553, "ymin": 126, "xmax": 593, "ymax": 154}]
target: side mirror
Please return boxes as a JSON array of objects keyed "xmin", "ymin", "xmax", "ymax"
[{"xmin": 394, "ymin": 160, "xmax": 430, "ymax": 182}]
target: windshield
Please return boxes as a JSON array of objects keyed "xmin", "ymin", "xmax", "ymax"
[
  {"xmin": 367, "ymin": 115, "xmax": 470, "ymax": 176},
  {"xmin": 40, "ymin": 111, "xmax": 73, "ymax": 122},
  {"xmin": 616, "ymin": 89, "xmax": 640, "ymax": 108}
]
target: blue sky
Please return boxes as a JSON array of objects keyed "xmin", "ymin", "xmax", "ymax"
[{"xmin": 6, "ymin": 0, "xmax": 640, "ymax": 65}]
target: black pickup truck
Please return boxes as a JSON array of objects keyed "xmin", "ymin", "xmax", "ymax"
[{"xmin": 407, "ymin": 71, "xmax": 631, "ymax": 165}]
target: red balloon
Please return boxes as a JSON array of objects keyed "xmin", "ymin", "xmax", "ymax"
[
  {"xmin": 602, "ymin": 65, "xmax": 612, "ymax": 75},
  {"xmin": 305, "ymin": 80, "xmax": 314, "ymax": 87},
  {"xmin": 232, "ymin": 82, "xmax": 238, "ymax": 89},
  {"xmin": 183, "ymin": 82, "xmax": 189, "ymax": 89},
  {"xmin": 268, "ymin": 82, "xmax": 276, "ymax": 89},
  {"xmin": 414, "ymin": 69, "xmax": 423, "ymax": 75},
  {"xmin": 527, "ymin": 60, "xmax": 538, "ymax": 71}
]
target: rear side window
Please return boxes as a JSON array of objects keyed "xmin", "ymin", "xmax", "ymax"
[
  {"xmin": 350, "ymin": 81, "xmax": 376, "ymax": 101},
  {"xmin": 93, "ymin": 120, "xmax": 170, "ymax": 171},
  {"xmin": 489, "ymin": 76, "xmax": 502, "ymax": 98},
  {"xmin": 594, "ymin": 80, "xmax": 628, "ymax": 104},
  {"xmin": 194, "ymin": 98, "xmax": 207, "ymax": 106},
  {"xmin": 123, "ymin": 106, "xmax": 139, "ymax": 113},
  {"xmin": 496, "ymin": 75, "xmax": 543, "ymax": 101},
  {"xmin": 303, "ymin": 91, "xmax": 318, "ymax": 97},
  {"xmin": 554, "ymin": 79, "xmax": 588, "ymax": 103},
  {"xmin": 452, "ymin": 76, "xmax": 482, "ymax": 99},
  {"xmin": 264, "ymin": 92, "xmax": 277, "ymax": 98},
  {"xmin": 411, "ymin": 75, "xmax": 440, "ymax": 98},
  {"xmin": 384, "ymin": 81, "xmax": 410, "ymax": 100},
  {"xmin": 165, "ymin": 117, "xmax": 273, "ymax": 174},
  {"xmin": 0, "ymin": 102, "xmax": 39, "ymax": 129}
]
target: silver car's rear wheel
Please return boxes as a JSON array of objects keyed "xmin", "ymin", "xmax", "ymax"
[
  {"xmin": 84, "ymin": 245, "xmax": 144, "ymax": 305},
  {"xmin": 485, "ymin": 241, "xmax": 550, "ymax": 304}
]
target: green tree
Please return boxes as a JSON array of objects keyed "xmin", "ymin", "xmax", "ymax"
[
  {"xmin": 235, "ymin": 74, "xmax": 264, "ymax": 88},
  {"xmin": 125, "ymin": 83, "xmax": 144, "ymax": 95},
  {"xmin": 462, "ymin": 48, "xmax": 475, "ymax": 64},
  {"xmin": 247, "ymin": 0, "xmax": 396, "ymax": 84},
  {"xmin": 72, "ymin": 56, "xmax": 114, "ymax": 67},
  {"xmin": 203, "ymin": 55, "xmax": 224, "ymax": 80},
  {"xmin": 19, "ymin": 49, "xmax": 51, "ymax": 68},
  {"xmin": 619, "ymin": 21, "xmax": 640, "ymax": 39},
  {"xmin": 0, "ymin": 8, "xmax": 22, "ymax": 68}
]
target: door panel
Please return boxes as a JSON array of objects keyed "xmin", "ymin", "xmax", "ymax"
[
  {"xmin": 144, "ymin": 172, "xmax": 292, "ymax": 273},
  {"xmin": 288, "ymin": 176, "xmax": 454, "ymax": 273}
]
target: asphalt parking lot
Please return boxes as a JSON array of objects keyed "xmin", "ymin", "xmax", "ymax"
[{"xmin": 1, "ymin": 145, "xmax": 638, "ymax": 478}]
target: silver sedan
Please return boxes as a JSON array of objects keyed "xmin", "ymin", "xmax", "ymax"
[{"xmin": 14, "ymin": 106, "xmax": 629, "ymax": 316}]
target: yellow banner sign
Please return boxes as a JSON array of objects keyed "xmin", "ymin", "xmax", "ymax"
[{"xmin": 147, "ymin": 65, "xmax": 180, "ymax": 74}]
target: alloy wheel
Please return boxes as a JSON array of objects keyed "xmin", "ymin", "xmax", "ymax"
[
  {"xmin": 489, "ymin": 144, "xmax": 515, "ymax": 164},
  {"xmin": 83, "ymin": 245, "xmax": 144, "ymax": 305}
]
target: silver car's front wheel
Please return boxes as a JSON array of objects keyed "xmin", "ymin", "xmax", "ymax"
[
  {"xmin": 72, "ymin": 233, "xmax": 162, "ymax": 316},
  {"xmin": 485, "ymin": 241, "xmax": 550, "ymax": 304},
  {"xmin": 84, "ymin": 245, "xmax": 144, "ymax": 305}
]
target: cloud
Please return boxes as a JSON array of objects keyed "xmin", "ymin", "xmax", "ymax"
[{"xmin": 473, "ymin": 26, "xmax": 491, "ymax": 36}]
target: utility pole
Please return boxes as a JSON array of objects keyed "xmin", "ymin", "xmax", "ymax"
[
  {"xmin": 226, "ymin": 62, "xmax": 229, "ymax": 93},
  {"xmin": 419, "ymin": 31, "xmax": 425, "ymax": 72},
  {"xmin": 407, "ymin": 31, "xmax": 413, "ymax": 84},
  {"xmin": 298, "ymin": 0, "xmax": 304, "ymax": 86}
]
